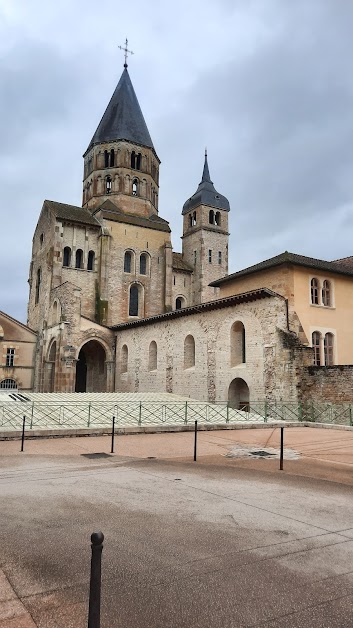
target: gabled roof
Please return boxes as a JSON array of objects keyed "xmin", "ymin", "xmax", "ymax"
[
  {"xmin": 86, "ymin": 68, "xmax": 155, "ymax": 154},
  {"xmin": 110, "ymin": 288, "xmax": 281, "ymax": 330},
  {"xmin": 172, "ymin": 252, "xmax": 193, "ymax": 273},
  {"xmin": 0, "ymin": 310, "xmax": 36, "ymax": 337},
  {"xmin": 44, "ymin": 200, "xmax": 101, "ymax": 228},
  {"xmin": 210, "ymin": 251, "xmax": 353, "ymax": 287},
  {"xmin": 182, "ymin": 152, "xmax": 230, "ymax": 214},
  {"xmin": 95, "ymin": 200, "xmax": 170, "ymax": 233}
]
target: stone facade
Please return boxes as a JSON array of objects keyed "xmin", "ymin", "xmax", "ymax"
[
  {"xmin": 300, "ymin": 365, "xmax": 353, "ymax": 405},
  {"xmin": 114, "ymin": 292, "xmax": 307, "ymax": 403}
]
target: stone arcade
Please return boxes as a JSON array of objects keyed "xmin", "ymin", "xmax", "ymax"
[{"xmin": 27, "ymin": 63, "xmax": 311, "ymax": 405}]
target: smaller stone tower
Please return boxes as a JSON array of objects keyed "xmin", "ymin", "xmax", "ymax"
[{"xmin": 181, "ymin": 152, "xmax": 230, "ymax": 304}]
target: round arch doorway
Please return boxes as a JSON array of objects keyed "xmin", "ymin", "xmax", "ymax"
[
  {"xmin": 75, "ymin": 340, "xmax": 107, "ymax": 393},
  {"xmin": 228, "ymin": 378, "xmax": 250, "ymax": 411}
]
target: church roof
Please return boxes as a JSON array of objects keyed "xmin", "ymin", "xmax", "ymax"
[
  {"xmin": 44, "ymin": 200, "xmax": 101, "ymax": 227},
  {"xmin": 209, "ymin": 251, "xmax": 353, "ymax": 287},
  {"xmin": 110, "ymin": 288, "xmax": 280, "ymax": 330},
  {"xmin": 86, "ymin": 67, "xmax": 155, "ymax": 154},
  {"xmin": 95, "ymin": 200, "xmax": 170, "ymax": 233},
  {"xmin": 172, "ymin": 252, "xmax": 193, "ymax": 273},
  {"xmin": 182, "ymin": 152, "xmax": 230, "ymax": 214}
]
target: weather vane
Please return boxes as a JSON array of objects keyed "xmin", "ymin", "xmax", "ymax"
[{"xmin": 118, "ymin": 38, "xmax": 134, "ymax": 68}]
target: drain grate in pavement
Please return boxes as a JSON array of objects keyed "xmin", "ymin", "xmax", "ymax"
[
  {"xmin": 249, "ymin": 450, "xmax": 276, "ymax": 458},
  {"xmin": 81, "ymin": 453, "xmax": 113, "ymax": 459}
]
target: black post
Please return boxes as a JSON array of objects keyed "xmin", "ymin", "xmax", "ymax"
[
  {"xmin": 194, "ymin": 420, "xmax": 198, "ymax": 462},
  {"xmin": 20, "ymin": 416, "xmax": 26, "ymax": 452},
  {"xmin": 279, "ymin": 426, "xmax": 284, "ymax": 471},
  {"xmin": 88, "ymin": 531, "xmax": 104, "ymax": 628},
  {"xmin": 111, "ymin": 416, "xmax": 115, "ymax": 454}
]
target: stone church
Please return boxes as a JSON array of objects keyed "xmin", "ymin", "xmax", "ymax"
[{"xmin": 27, "ymin": 63, "xmax": 312, "ymax": 406}]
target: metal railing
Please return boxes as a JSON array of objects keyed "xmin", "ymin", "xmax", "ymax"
[{"xmin": 0, "ymin": 399, "xmax": 352, "ymax": 432}]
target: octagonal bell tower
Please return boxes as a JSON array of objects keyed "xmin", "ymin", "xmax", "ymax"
[{"xmin": 82, "ymin": 65, "xmax": 160, "ymax": 219}]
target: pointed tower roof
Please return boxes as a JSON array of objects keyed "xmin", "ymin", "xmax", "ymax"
[
  {"xmin": 86, "ymin": 67, "xmax": 155, "ymax": 154},
  {"xmin": 182, "ymin": 151, "xmax": 230, "ymax": 214}
]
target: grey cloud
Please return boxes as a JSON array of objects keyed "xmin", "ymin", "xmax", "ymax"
[{"xmin": 2, "ymin": 0, "xmax": 353, "ymax": 320}]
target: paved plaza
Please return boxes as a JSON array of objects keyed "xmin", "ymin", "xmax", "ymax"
[{"xmin": 1, "ymin": 427, "xmax": 353, "ymax": 627}]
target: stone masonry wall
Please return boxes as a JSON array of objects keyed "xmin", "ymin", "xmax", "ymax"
[
  {"xmin": 300, "ymin": 365, "xmax": 353, "ymax": 404},
  {"xmin": 115, "ymin": 295, "xmax": 306, "ymax": 402}
]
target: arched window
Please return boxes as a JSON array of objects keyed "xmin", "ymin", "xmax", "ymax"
[
  {"xmin": 132, "ymin": 178, "xmax": 138, "ymax": 196},
  {"xmin": 311, "ymin": 278, "xmax": 319, "ymax": 305},
  {"xmin": 209, "ymin": 210, "xmax": 214, "ymax": 225},
  {"xmin": 322, "ymin": 280, "xmax": 331, "ymax": 307},
  {"xmin": 121, "ymin": 345, "xmax": 128, "ymax": 373},
  {"xmin": 124, "ymin": 251, "xmax": 132, "ymax": 273},
  {"xmin": 189, "ymin": 215, "xmax": 193, "ymax": 228},
  {"xmin": 230, "ymin": 321, "xmax": 246, "ymax": 366},
  {"xmin": 63, "ymin": 247, "xmax": 71, "ymax": 267},
  {"xmin": 215, "ymin": 211, "xmax": 221, "ymax": 226},
  {"xmin": 106, "ymin": 176, "xmax": 112, "ymax": 194},
  {"xmin": 136, "ymin": 153, "xmax": 141, "ymax": 169},
  {"xmin": 184, "ymin": 335, "xmax": 195, "ymax": 369},
  {"xmin": 35, "ymin": 268, "xmax": 41, "ymax": 304},
  {"xmin": 40, "ymin": 233, "xmax": 44, "ymax": 247},
  {"xmin": 139, "ymin": 253, "xmax": 147, "ymax": 275},
  {"xmin": 148, "ymin": 341, "xmax": 157, "ymax": 371},
  {"xmin": 312, "ymin": 331, "xmax": 321, "ymax": 366},
  {"xmin": 131, "ymin": 151, "xmax": 136, "ymax": 169},
  {"xmin": 129, "ymin": 284, "xmax": 140, "ymax": 317},
  {"xmin": 176, "ymin": 297, "xmax": 185, "ymax": 310},
  {"xmin": 0, "ymin": 378, "xmax": 17, "ymax": 390},
  {"xmin": 87, "ymin": 250, "xmax": 95, "ymax": 271},
  {"xmin": 104, "ymin": 150, "xmax": 109, "ymax": 168},
  {"xmin": 110, "ymin": 149, "xmax": 115, "ymax": 167},
  {"xmin": 75, "ymin": 249, "xmax": 83, "ymax": 269},
  {"xmin": 218, "ymin": 251, "xmax": 222, "ymax": 265},
  {"xmin": 324, "ymin": 333, "xmax": 334, "ymax": 366}
]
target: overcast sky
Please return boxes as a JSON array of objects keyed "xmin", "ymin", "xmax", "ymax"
[{"xmin": 1, "ymin": 0, "xmax": 353, "ymax": 323}]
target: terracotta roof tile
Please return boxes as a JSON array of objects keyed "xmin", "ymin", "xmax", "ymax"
[{"xmin": 210, "ymin": 251, "xmax": 353, "ymax": 287}]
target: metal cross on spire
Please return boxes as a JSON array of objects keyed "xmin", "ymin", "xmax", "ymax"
[{"xmin": 118, "ymin": 38, "xmax": 134, "ymax": 68}]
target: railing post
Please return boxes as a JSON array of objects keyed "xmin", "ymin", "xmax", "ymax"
[
  {"xmin": 111, "ymin": 416, "xmax": 115, "ymax": 454},
  {"xmin": 87, "ymin": 402, "xmax": 91, "ymax": 428},
  {"xmin": 298, "ymin": 401, "xmax": 302, "ymax": 422},
  {"xmin": 264, "ymin": 400, "xmax": 268, "ymax": 424},
  {"xmin": 139, "ymin": 402, "xmax": 142, "ymax": 426},
  {"xmin": 21, "ymin": 416, "xmax": 26, "ymax": 452},
  {"xmin": 88, "ymin": 531, "xmax": 104, "ymax": 628},
  {"xmin": 194, "ymin": 420, "xmax": 198, "ymax": 462},
  {"xmin": 311, "ymin": 400, "xmax": 314, "ymax": 423},
  {"xmin": 226, "ymin": 402, "xmax": 229, "ymax": 424},
  {"xmin": 30, "ymin": 402, "xmax": 34, "ymax": 430},
  {"xmin": 279, "ymin": 426, "xmax": 284, "ymax": 471},
  {"xmin": 349, "ymin": 405, "xmax": 352, "ymax": 427},
  {"xmin": 184, "ymin": 401, "xmax": 188, "ymax": 425}
]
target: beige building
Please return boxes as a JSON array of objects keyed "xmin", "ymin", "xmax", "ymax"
[
  {"xmin": 211, "ymin": 251, "xmax": 353, "ymax": 366},
  {"xmin": 0, "ymin": 311, "xmax": 36, "ymax": 392}
]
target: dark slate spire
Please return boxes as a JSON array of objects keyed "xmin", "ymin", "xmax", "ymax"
[
  {"xmin": 182, "ymin": 152, "xmax": 230, "ymax": 214},
  {"xmin": 201, "ymin": 149, "xmax": 212, "ymax": 183},
  {"xmin": 86, "ymin": 67, "xmax": 154, "ymax": 153}
]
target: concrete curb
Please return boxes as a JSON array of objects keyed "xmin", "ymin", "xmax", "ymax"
[{"xmin": 0, "ymin": 420, "xmax": 352, "ymax": 441}]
